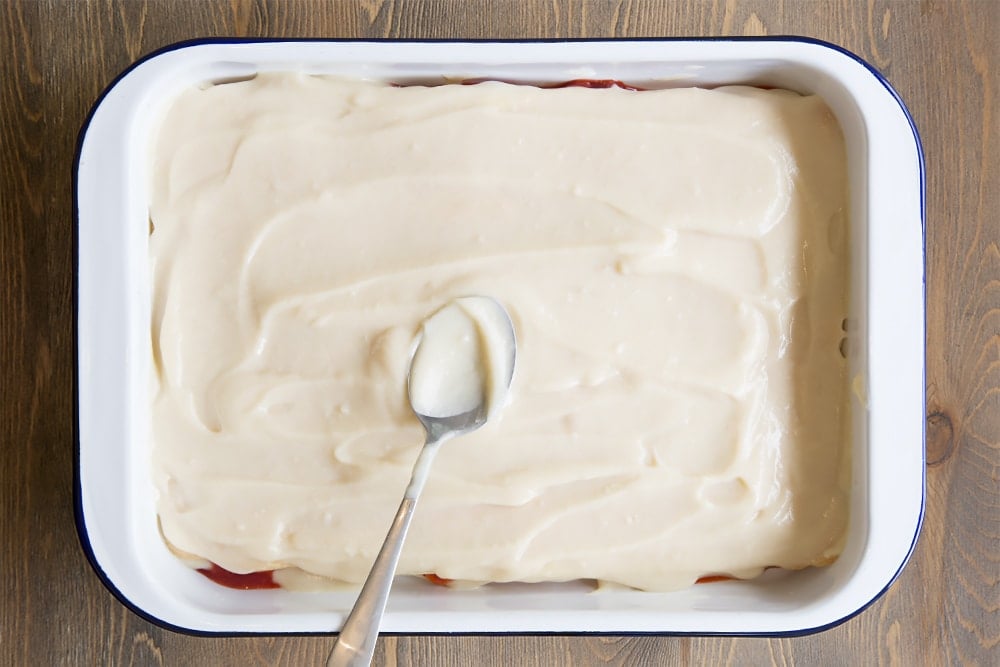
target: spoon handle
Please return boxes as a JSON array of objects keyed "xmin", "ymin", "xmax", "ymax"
[{"xmin": 327, "ymin": 442, "xmax": 440, "ymax": 667}]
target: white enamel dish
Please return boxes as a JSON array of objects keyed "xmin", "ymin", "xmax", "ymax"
[{"xmin": 75, "ymin": 38, "xmax": 925, "ymax": 635}]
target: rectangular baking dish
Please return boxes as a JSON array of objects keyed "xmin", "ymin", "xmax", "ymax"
[{"xmin": 75, "ymin": 38, "xmax": 925, "ymax": 635}]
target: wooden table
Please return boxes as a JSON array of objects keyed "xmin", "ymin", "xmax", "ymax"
[{"xmin": 2, "ymin": 1, "xmax": 996, "ymax": 664}]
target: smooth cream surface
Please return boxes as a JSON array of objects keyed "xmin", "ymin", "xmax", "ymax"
[{"xmin": 149, "ymin": 74, "xmax": 850, "ymax": 591}]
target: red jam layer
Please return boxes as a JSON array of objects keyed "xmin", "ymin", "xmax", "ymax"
[
  {"xmin": 458, "ymin": 78, "xmax": 644, "ymax": 91},
  {"xmin": 197, "ymin": 564, "xmax": 762, "ymax": 590},
  {"xmin": 197, "ymin": 563, "xmax": 280, "ymax": 590}
]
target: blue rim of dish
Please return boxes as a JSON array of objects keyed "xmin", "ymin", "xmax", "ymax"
[{"xmin": 73, "ymin": 35, "xmax": 927, "ymax": 638}]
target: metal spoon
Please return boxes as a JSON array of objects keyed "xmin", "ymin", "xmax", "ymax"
[{"xmin": 327, "ymin": 298, "xmax": 516, "ymax": 667}]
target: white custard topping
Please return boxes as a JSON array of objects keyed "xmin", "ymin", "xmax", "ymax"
[{"xmin": 149, "ymin": 74, "xmax": 850, "ymax": 591}]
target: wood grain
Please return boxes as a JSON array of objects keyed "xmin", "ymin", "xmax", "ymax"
[{"xmin": 2, "ymin": 1, "xmax": 997, "ymax": 665}]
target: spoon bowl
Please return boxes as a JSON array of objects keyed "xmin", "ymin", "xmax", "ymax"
[{"xmin": 328, "ymin": 297, "xmax": 515, "ymax": 667}]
